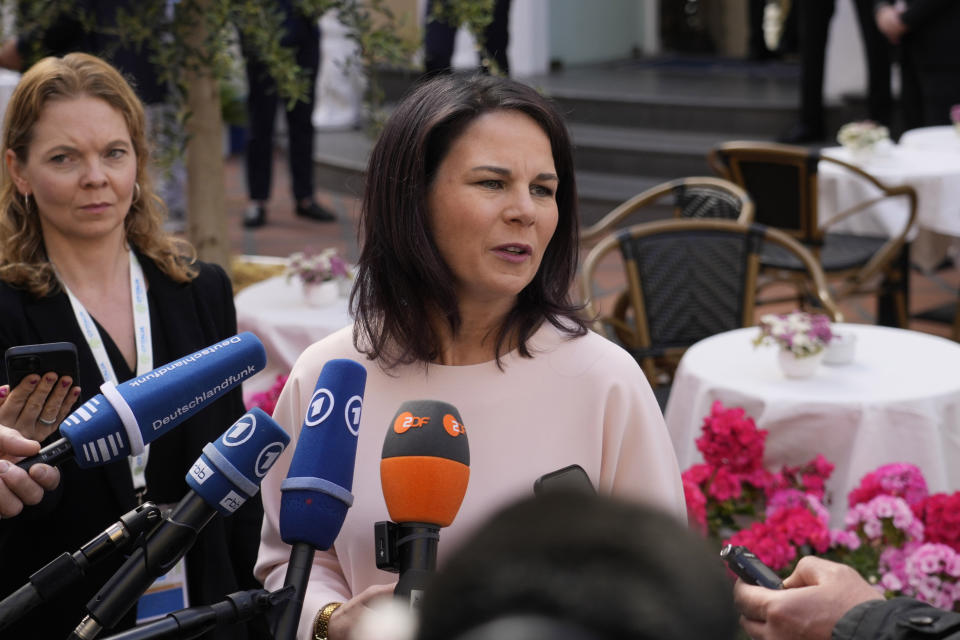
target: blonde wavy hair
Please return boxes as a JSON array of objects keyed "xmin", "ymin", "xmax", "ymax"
[{"xmin": 0, "ymin": 52, "xmax": 196, "ymax": 297}]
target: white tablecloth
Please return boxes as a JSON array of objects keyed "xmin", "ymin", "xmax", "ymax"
[
  {"xmin": 235, "ymin": 276, "xmax": 353, "ymax": 396},
  {"xmin": 664, "ymin": 324, "xmax": 960, "ymax": 525},
  {"xmin": 819, "ymin": 144, "xmax": 960, "ymax": 270},
  {"xmin": 899, "ymin": 125, "xmax": 960, "ymax": 154}
]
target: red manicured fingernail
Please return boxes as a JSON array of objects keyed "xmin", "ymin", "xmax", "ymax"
[
  {"xmin": 0, "ymin": 387, "xmax": 7, "ymax": 398},
  {"xmin": 45, "ymin": 374, "xmax": 57, "ymax": 383},
  {"xmin": 72, "ymin": 387, "xmax": 81, "ymax": 396},
  {"xmin": 61, "ymin": 379, "xmax": 71, "ymax": 388},
  {"xmin": 28, "ymin": 375, "xmax": 40, "ymax": 385}
]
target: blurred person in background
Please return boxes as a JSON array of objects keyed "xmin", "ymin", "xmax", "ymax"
[
  {"xmin": 424, "ymin": 0, "xmax": 512, "ymax": 76},
  {"xmin": 780, "ymin": 0, "xmax": 892, "ymax": 143},
  {"xmin": 874, "ymin": 0, "xmax": 960, "ymax": 130},
  {"xmin": 240, "ymin": 0, "xmax": 335, "ymax": 229}
]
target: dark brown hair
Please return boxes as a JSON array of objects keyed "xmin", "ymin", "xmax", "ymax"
[{"xmin": 351, "ymin": 73, "xmax": 586, "ymax": 367}]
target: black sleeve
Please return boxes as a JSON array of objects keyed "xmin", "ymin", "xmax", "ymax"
[
  {"xmin": 834, "ymin": 598, "xmax": 960, "ymax": 640},
  {"xmin": 900, "ymin": 0, "xmax": 958, "ymax": 30}
]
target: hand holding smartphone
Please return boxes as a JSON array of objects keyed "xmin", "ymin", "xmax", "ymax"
[
  {"xmin": 2, "ymin": 342, "xmax": 81, "ymax": 441},
  {"xmin": 721, "ymin": 544, "xmax": 784, "ymax": 590},
  {"xmin": 5, "ymin": 342, "xmax": 80, "ymax": 388}
]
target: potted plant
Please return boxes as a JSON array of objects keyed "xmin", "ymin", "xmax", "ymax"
[
  {"xmin": 286, "ymin": 248, "xmax": 352, "ymax": 307},
  {"xmin": 754, "ymin": 311, "xmax": 834, "ymax": 378}
]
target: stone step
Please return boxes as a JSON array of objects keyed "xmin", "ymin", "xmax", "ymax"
[
  {"xmin": 570, "ymin": 122, "xmax": 753, "ymax": 178},
  {"xmin": 311, "ymin": 127, "xmax": 666, "ymax": 227}
]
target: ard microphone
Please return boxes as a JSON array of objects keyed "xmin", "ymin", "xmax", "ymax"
[
  {"xmin": 0, "ymin": 502, "xmax": 162, "ymax": 632},
  {"xmin": 273, "ymin": 359, "xmax": 366, "ymax": 640},
  {"xmin": 70, "ymin": 408, "xmax": 289, "ymax": 640},
  {"xmin": 98, "ymin": 586, "xmax": 294, "ymax": 640},
  {"xmin": 18, "ymin": 333, "xmax": 266, "ymax": 473},
  {"xmin": 376, "ymin": 400, "xmax": 469, "ymax": 607}
]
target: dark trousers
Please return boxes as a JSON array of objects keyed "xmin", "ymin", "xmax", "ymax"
[
  {"xmin": 798, "ymin": 0, "xmax": 892, "ymax": 129},
  {"xmin": 242, "ymin": 16, "xmax": 319, "ymax": 202},
  {"xmin": 424, "ymin": 0, "xmax": 511, "ymax": 75}
]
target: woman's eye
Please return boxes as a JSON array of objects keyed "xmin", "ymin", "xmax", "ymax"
[
  {"xmin": 531, "ymin": 184, "xmax": 554, "ymax": 197},
  {"xmin": 49, "ymin": 154, "xmax": 69, "ymax": 164},
  {"xmin": 107, "ymin": 148, "xmax": 127, "ymax": 159},
  {"xmin": 479, "ymin": 179, "xmax": 503, "ymax": 189}
]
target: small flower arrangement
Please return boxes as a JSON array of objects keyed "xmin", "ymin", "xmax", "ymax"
[
  {"xmin": 684, "ymin": 401, "xmax": 960, "ymax": 612},
  {"xmin": 837, "ymin": 120, "xmax": 890, "ymax": 151},
  {"xmin": 754, "ymin": 310, "xmax": 834, "ymax": 358},
  {"xmin": 286, "ymin": 248, "xmax": 351, "ymax": 286}
]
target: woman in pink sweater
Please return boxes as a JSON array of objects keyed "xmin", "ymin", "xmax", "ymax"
[{"xmin": 255, "ymin": 73, "xmax": 687, "ymax": 640}]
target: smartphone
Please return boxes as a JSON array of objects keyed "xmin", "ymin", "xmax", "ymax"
[
  {"xmin": 720, "ymin": 544, "xmax": 783, "ymax": 589},
  {"xmin": 4, "ymin": 342, "xmax": 80, "ymax": 389},
  {"xmin": 533, "ymin": 464, "xmax": 596, "ymax": 497}
]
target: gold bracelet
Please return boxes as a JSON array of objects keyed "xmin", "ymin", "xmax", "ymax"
[{"xmin": 313, "ymin": 601, "xmax": 343, "ymax": 640}]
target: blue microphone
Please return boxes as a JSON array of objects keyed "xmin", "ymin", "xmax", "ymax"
[
  {"xmin": 18, "ymin": 333, "xmax": 266, "ymax": 472},
  {"xmin": 273, "ymin": 359, "xmax": 367, "ymax": 640},
  {"xmin": 69, "ymin": 408, "xmax": 290, "ymax": 640}
]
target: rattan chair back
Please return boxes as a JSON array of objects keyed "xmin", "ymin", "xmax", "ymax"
[{"xmin": 580, "ymin": 218, "xmax": 841, "ymax": 387}]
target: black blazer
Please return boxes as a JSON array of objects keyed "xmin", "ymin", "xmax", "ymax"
[{"xmin": 0, "ymin": 257, "xmax": 267, "ymax": 639}]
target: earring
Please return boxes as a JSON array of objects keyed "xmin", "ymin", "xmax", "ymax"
[
  {"xmin": 133, "ymin": 182, "xmax": 141, "ymax": 203},
  {"xmin": 22, "ymin": 192, "xmax": 29, "ymax": 210}
]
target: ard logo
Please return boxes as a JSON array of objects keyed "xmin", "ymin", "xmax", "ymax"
[
  {"xmin": 344, "ymin": 395, "xmax": 363, "ymax": 436},
  {"xmin": 305, "ymin": 388, "xmax": 335, "ymax": 427},
  {"xmin": 223, "ymin": 414, "xmax": 256, "ymax": 446},
  {"xmin": 256, "ymin": 442, "xmax": 285, "ymax": 477}
]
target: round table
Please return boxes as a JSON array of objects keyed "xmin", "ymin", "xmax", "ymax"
[
  {"xmin": 898, "ymin": 125, "xmax": 960, "ymax": 154},
  {"xmin": 819, "ymin": 145, "xmax": 960, "ymax": 270},
  {"xmin": 235, "ymin": 275, "xmax": 353, "ymax": 396},
  {"xmin": 664, "ymin": 324, "xmax": 960, "ymax": 525}
]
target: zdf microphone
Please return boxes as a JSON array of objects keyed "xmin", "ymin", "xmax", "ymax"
[
  {"xmin": 69, "ymin": 408, "xmax": 289, "ymax": 640},
  {"xmin": 273, "ymin": 358, "xmax": 367, "ymax": 640},
  {"xmin": 18, "ymin": 333, "xmax": 265, "ymax": 473},
  {"xmin": 376, "ymin": 400, "xmax": 469, "ymax": 606}
]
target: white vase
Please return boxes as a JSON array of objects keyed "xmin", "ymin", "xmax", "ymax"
[
  {"xmin": 777, "ymin": 349, "xmax": 824, "ymax": 379},
  {"xmin": 302, "ymin": 280, "xmax": 339, "ymax": 307},
  {"xmin": 847, "ymin": 145, "xmax": 876, "ymax": 163}
]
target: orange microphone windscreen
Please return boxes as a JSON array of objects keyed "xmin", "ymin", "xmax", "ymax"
[{"xmin": 380, "ymin": 455, "xmax": 469, "ymax": 527}]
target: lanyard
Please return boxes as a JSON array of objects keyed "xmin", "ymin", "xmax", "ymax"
[{"xmin": 59, "ymin": 249, "xmax": 153, "ymax": 491}]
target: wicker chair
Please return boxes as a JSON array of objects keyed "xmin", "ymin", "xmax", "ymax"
[
  {"xmin": 580, "ymin": 176, "xmax": 754, "ymax": 246},
  {"xmin": 708, "ymin": 141, "xmax": 917, "ymax": 327},
  {"xmin": 580, "ymin": 219, "xmax": 842, "ymax": 409}
]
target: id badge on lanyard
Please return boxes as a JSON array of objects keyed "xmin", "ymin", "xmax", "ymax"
[
  {"xmin": 60, "ymin": 251, "xmax": 190, "ymax": 618},
  {"xmin": 60, "ymin": 250, "xmax": 153, "ymax": 490}
]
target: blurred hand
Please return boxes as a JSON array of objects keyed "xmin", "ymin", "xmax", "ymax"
[
  {"xmin": 0, "ymin": 374, "xmax": 81, "ymax": 442},
  {"xmin": 735, "ymin": 556, "xmax": 883, "ymax": 640},
  {"xmin": 0, "ymin": 424, "xmax": 61, "ymax": 517},
  {"xmin": 875, "ymin": 5, "xmax": 908, "ymax": 44},
  {"xmin": 328, "ymin": 583, "xmax": 396, "ymax": 640}
]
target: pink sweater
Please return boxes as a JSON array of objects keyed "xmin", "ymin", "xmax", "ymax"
[{"xmin": 255, "ymin": 323, "xmax": 686, "ymax": 639}]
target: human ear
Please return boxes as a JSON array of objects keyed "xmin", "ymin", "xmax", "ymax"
[{"xmin": 4, "ymin": 148, "xmax": 29, "ymax": 196}]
